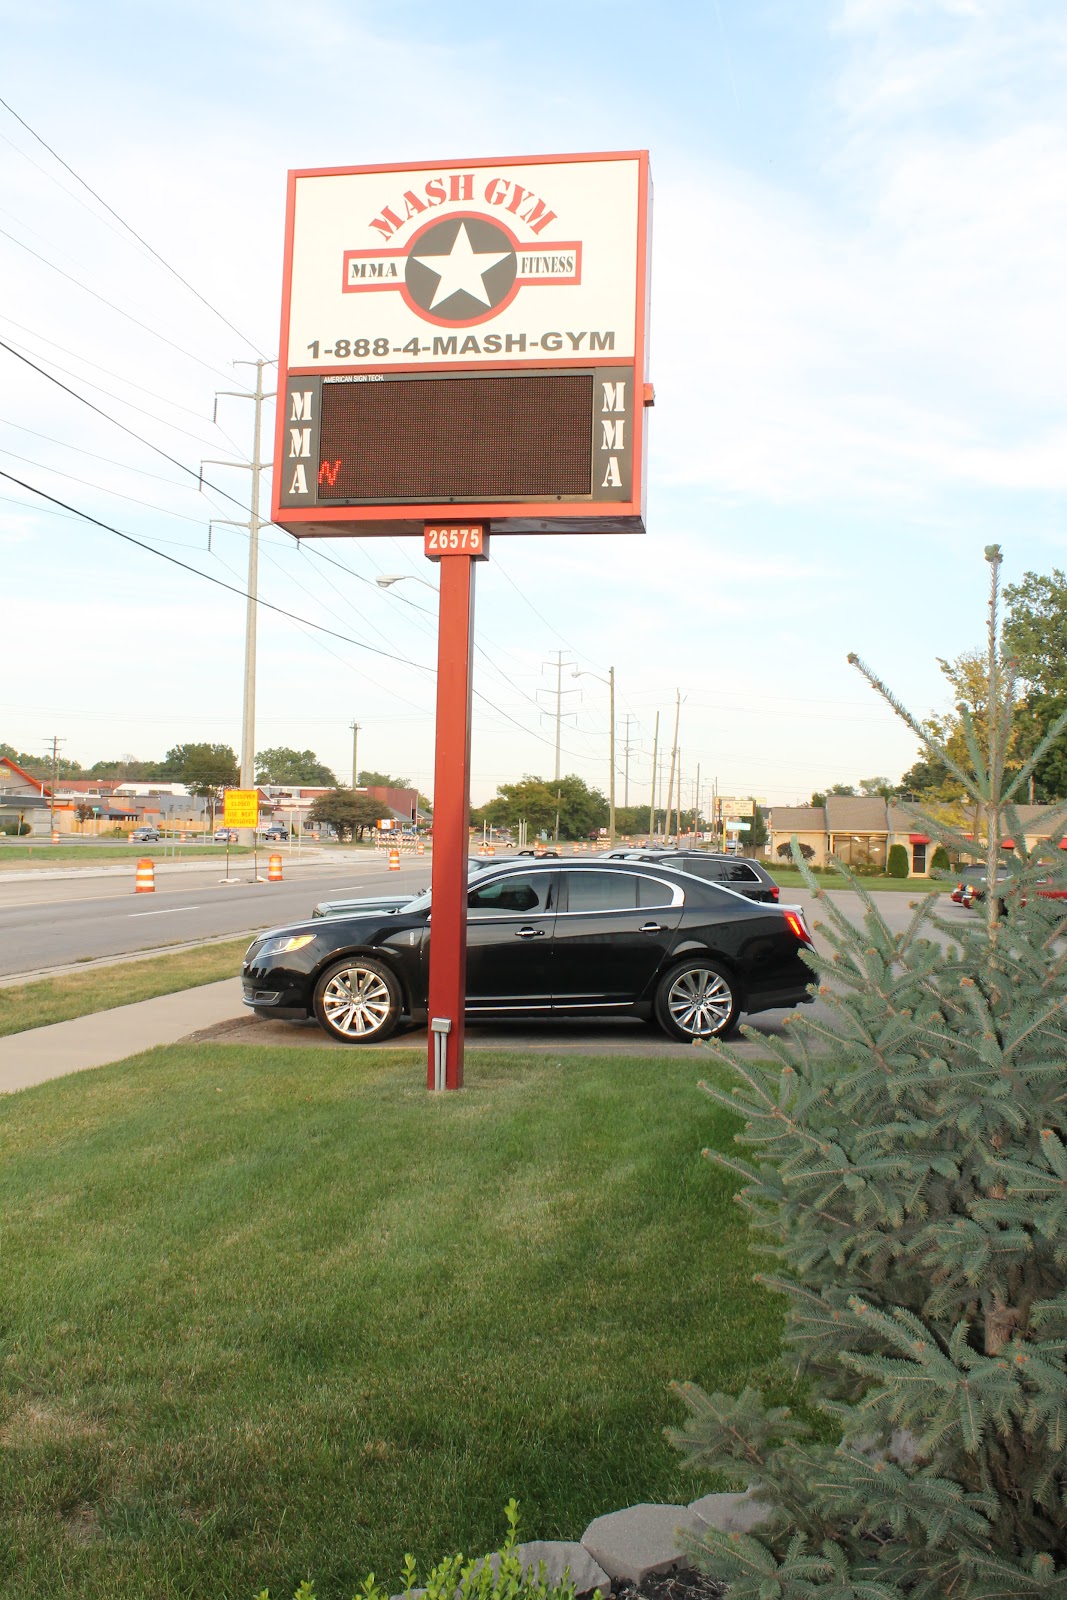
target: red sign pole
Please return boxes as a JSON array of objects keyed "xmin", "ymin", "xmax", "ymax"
[{"xmin": 425, "ymin": 524, "xmax": 488, "ymax": 1090}]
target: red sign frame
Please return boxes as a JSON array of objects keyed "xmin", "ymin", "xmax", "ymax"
[{"xmin": 272, "ymin": 150, "xmax": 652, "ymax": 538}]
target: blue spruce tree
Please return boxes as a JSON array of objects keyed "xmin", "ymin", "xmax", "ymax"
[{"xmin": 670, "ymin": 548, "xmax": 1067, "ymax": 1597}]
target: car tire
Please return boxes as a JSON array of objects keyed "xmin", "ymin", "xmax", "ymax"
[
  {"xmin": 654, "ymin": 958, "xmax": 740, "ymax": 1043},
  {"xmin": 312, "ymin": 956, "xmax": 402, "ymax": 1044}
]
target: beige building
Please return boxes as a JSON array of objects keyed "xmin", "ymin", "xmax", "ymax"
[{"xmin": 768, "ymin": 798, "xmax": 1067, "ymax": 877}]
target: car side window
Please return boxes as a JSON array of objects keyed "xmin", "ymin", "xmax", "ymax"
[
  {"xmin": 724, "ymin": 863, "xmax": 760, "ymax": 882},
  {"xmin": 674, "ymin": 857, "xmax": 723, "ymax": 880},
  {"xmin": 467, "ymin": 874, "xmax": 552, "ymax": 916},
  {"xmin": 637, "ymin": 874, "xmax": 676, "ymax": 908},
  {"xmin": 564, "ymin": 871, "xmax": 638, "ymax": 912}
]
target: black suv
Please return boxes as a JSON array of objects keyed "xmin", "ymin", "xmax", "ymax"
[{"xmin": 604, "ymin": 849, "xmax": 779, "ymax": 902}]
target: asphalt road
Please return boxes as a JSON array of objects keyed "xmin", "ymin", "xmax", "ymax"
[{"xmin": 0, "ymin": 853, "xmax": 432, "ymax": 977}]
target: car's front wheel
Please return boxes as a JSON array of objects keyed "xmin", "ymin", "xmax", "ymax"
[
  {"xmin": 654, "ymin": 959, "xmax": 740, "ymax": 1042},
  {"xmin": 312, "ymin": 957, "xmax": 402, "ymax": 1043}
]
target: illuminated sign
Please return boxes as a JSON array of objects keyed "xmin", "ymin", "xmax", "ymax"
[{"xmin": 273, "ymin": 151, "xmax": 652, "ymax": 538}]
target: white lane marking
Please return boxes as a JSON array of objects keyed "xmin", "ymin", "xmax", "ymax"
[{"xmin": 128, "ymin": 906, "xmax": 203, "ymax": 918}]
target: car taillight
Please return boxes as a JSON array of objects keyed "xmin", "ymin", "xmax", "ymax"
[
  {"xmin": 783, "ymin": 909, "xmax": 810, "ymax": 943},
  {"xmin": 771, "ymin": 885, "xmax": 780, "ymax": 900}
]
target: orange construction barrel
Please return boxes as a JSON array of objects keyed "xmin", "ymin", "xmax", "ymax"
[
  {"xmin": 51, "ymin": 828, "xmax": 60, "ymax": 844},
  {"xmin": 268, "ymin": 852, "xmax": 283, "ymax": 882},
  {"xmin": 135, "ymin": 858, "xmax": 155, "ymax": 893},
  {"xmin": 416, "ymin": 840, "xmax": 425, "ymax": 855},
  {"xmin": 388, "ymin": 847, "xmax": 401, "ymax": 872}
]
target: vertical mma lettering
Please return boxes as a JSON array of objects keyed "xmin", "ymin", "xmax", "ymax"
[
  {"xmin": 601, "ymin": 459, "xmax": 622, "ymax": 488},
  {"xmin": 288, "ymin": 465, "xmax": 309, "ymax": 495},
  {"xmin": 289, "ymin": 391, "xmax": 313, "ymax": 421},
  {"xmin": 289, "ymin": 428, "xmax": 311, "ymax": 457},
  {"xmin": 601, "ymin": 381, "xmax": 626, "ymax": 413},
  {"xmin": 600, "ymin": 420, "xmax": 625, "ymax": 450}
]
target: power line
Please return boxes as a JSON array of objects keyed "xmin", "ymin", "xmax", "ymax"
[
  {"xmin": 0, "ymin": 94, "xmax": 267, "ymax": 357},
  {"xmin": 1, "ymin": 470, "xmax": 604, "ymax": 768},
  {"xmin": 0, "ymin": 469, "xmax": 433, "ymax": 671},
  {"xmin": 0, "ymin": 313, "xmax": 244, "ymax": 439},
  {"xmin": 0, "ymin": 223, "xmax": 238, "ymax": 384},
  {"xmin": 0, "ymin": 337, "xmax": 252, "ymax": 514}
]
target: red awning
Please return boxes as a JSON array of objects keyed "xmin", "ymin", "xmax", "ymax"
[
  {"xmin": 909, "ymin": 833, "xmax": 930, "ymax": 845},
  {"xmin": 1002, "ymin": 839, "xmax": 1015, "ymax": 849}
]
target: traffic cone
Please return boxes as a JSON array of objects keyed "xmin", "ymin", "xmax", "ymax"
[
  {"xmin": 135, "ymin": 858, "xmax": 155, "ymax": 893},
  {"xmin": 268, "ymin": 852, "xmax": 283, "ymax": 882},
  {"xmin": 534, "ymin": 843, "xmax": 545, "ymax": 857},
  {"xmin": 477, "ymin": 842, "xmax": 488, "ymax": 856},
  {"xmin": 486, "ymin": 843, "xmax": 495, "ymax": 856},
  {"xmin": 416, "ymin": 840, "xmax": 425, "ymax": 855},
  {"xmin": 51, "ymin": 829, "xmax": 59, "ymax": 844},
  {"xmin": 179, "ymin": 831, "xmax": 187, "ymax": 843},
  {"xmin": 388, "ymin": 847, "xmax": 400, "ymax": 872}
]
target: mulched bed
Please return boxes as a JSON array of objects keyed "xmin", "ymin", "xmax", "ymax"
[{"xmin": 613, "ymin": 1569, "xmax": 727, "ymax": 1600}]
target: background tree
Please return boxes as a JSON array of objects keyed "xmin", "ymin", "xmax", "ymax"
[
  {"xmin": 809, "ymin": 783, "xmax": 856, "ymax": 807},
  {"xmin": 473, "ymin": 774, "xmax": 607, "ymax": 840},
  {"xmin": 88, "ymin": 756, "xmax": 165, "ymax": 780},
  {"xmin": 0, "ymin": 744, "xmax": 82, "ymax": 780},
  {"xmin": 255, "ymin": 747, "xmax": 337, "ymax": 786},
  {"xmin": 307, "ymin": 789, "xmax": 383, "ymax": 841},
  {"xmin": 357, "ymin": 769, "xmax": 412, "ymax": 789},
  {"xmin": 749, "ymin": 801, "xmax": 768, "ymax": 849},
  {"xmin": 671, "ymin": 547, "xmax": 1067, "ymax": 1596},
  {"xmin": 1003, "ymin": 567, "xmax": 1067, "ymax": 800},
  {"xmin": 858, "ymin": 775, "xmax": 896, "ymax": 798},
  {"xmin": 158, "ymin": 743, "xmax": 239, "ymax": 791}
]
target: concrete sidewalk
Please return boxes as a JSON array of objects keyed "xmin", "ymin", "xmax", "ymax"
[{"xmin": 0, "ymin": 978, "xmax": 244, "ymax": 1094}]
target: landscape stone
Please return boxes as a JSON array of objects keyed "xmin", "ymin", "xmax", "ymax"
[
  {"xmin": 516, "ymin": 1541, "xmax": 611, "ymax": 1595},
  {"xmin": 688, "ymin": 1490, "xmax": 772, "ymax": 1536},
  {"xmin": 580, "ymin": 1503, "xmax": 706, "ymax": 1583}
]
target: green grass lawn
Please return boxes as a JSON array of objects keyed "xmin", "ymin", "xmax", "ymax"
[
  {"xmin": 0, "ymin": 843, "xmax": 254, "ymax": 868},
  {"xmin": 0, "ymin": 1045, "xmax": 781, "ymax": 1600},
  {"xmin": 769, "ymin": 868, "xmax": 947, "ymax": 892},
  {"xmin": 0, "ymin": 938, "xmax": 254, "ymax": 1038}
]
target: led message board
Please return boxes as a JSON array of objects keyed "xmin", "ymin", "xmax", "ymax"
[{"xmin": 272, "ymin": 151, "xmax": 652, "ymax": 537}]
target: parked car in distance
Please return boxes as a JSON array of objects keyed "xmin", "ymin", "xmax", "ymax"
[
  {"xmin": 951, "ymin": 865, "xmax": 987, "ymax": 904},
  {"xmin": 313, "ymin": 857, "xmax": 495, "ymax": 919},
  {"xmin": 214, "ymin": 827, "xmax": 239, "ymax": 843},
  {"xmin": 244, "ymin": 857, "xmax": 815, "ymax": 1045},
  {"xmin": 130, "ymin": 826, "xmax": 161, "ymax": 843},
  {"xmin": 604, "ymin": 849, "xmax": 780, "ymax": 903}
]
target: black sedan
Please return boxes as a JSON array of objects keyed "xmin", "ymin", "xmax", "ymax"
[{"xmin": 243, "ymin": 858, "xmax": 814, "ymax": 1045}]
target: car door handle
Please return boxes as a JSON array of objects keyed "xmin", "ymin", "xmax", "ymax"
[
  {"xmin": 640, "ymin": 922, "xmax": 665, "ymax": 933},
  {"xmin": 515, "ymin": 926, "xmax": 546, "ymax": 938}
]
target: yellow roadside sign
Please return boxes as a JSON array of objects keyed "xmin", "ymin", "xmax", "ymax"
[{"xmin": 223, "ymin": 789, "xmax": 259, "ymax": 828}]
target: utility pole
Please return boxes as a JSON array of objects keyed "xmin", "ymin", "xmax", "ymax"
[
  {"xmin": 620, "ymin": 713, "xmax": 637, "ymax": 808},
  {"xmin": 538, "ymin": 650, "xmax": 579, "ymax": 782},
  {"xmin": 675, "ymin": 750, "xmax": 682, "ymax": 842},
  {"xmin": 203, "ymin": 358, "xmax": 275, "ymax": 821},
  {"xmin": 664, "ymin": 689, "xmax": 681, "ymax": 844},
  {"xmin": 46, "ymin": 734, "xmax": 63, "ymax": 837},
  {"xmin": 572, "ymin": 664, "xmax": 615, "ymax": 846},
  {"xmin": 695, "ymin": 761, "xmax": 701, "ymax": 841},
  {"xmin": 647, "ymin": 710, "xmax": 660, "ymax": 838},
  {"xmin": 350, "ymin": 721, "xmax": 361, "ymax": 790}
]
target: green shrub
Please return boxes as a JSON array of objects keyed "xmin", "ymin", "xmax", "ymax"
[
  {"xmin": 930, "ymin": 843, "xmax": 950, "ymax": 872},
  {"xmin": 886, "ymin": 841, "xmax": 909, "ymax": 877},
  {"xmin": 254, "ymin": 1502, "xmax": 592, "ymax": 1600}
]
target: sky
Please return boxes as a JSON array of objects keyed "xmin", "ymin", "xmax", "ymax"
[{"xmin": 1, "ymin": 0, "xmax": 1064, "ymax": 811}]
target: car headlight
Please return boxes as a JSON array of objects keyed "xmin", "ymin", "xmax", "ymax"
[{"xmin": 255, "ymin": 933, "xmax": 317, "ymax": 959}]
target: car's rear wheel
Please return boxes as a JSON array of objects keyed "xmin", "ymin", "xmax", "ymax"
[
  {"xmin": 655, "ymin": 959, "xmax": 740, "ymax": 1042},
  {"xmin": 312, "ymin": 957, "xmax": 401, "ymax": 1043}
]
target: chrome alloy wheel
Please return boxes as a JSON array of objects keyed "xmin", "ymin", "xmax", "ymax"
[
  {"xmin": 320, "ymin": 965, "xmax": 393, "ymax": 1037},
  {"xmin": 666, "ymin": 966, "xmax": 735, "ymax": 1038}
]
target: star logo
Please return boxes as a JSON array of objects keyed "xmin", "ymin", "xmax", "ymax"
[
  {"xmin": 405, "ymin": 216, "xmax": 516, "ymax": 323},
  {"xmin": 342, "ymin": 211, "xmax": 583, "ymax": 328}
]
